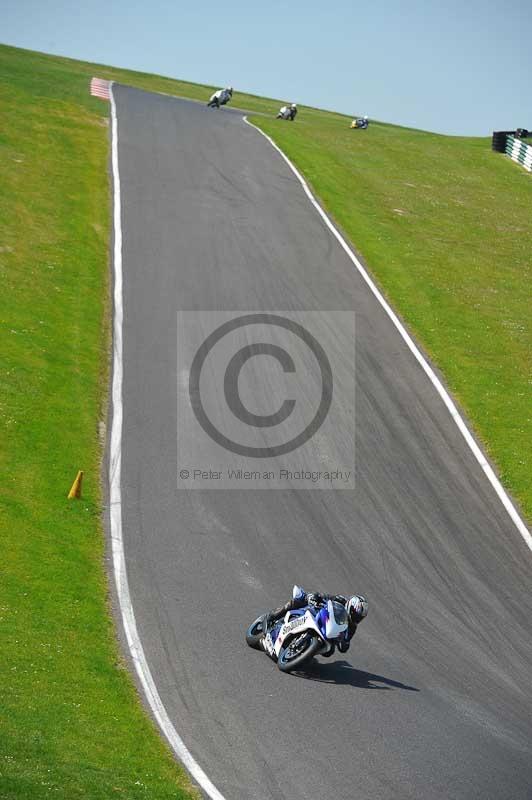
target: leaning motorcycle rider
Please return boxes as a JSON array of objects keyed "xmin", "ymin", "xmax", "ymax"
[
  {"xmin": 276, "ymin": 103, "xmax": 297, "ymax": 121},
  {"xmin": 265, "ymin": 587, "xmax": 368, "ymax": 653},
  {"xmin": 207, "ymin": 86, "xmax": 233, "ymax": 108}
]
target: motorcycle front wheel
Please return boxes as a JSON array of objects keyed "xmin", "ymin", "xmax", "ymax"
[
  {"xmin": 245, "ymin": 615, "xmax": 267, "ymax": 650},
  {"xmin": 277, "ymin": 632, "xmax": 322, "ymax": 672}
]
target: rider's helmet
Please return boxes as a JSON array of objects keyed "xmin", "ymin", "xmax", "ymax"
[
  {"xmin": 363, "ymin": 115, "xmax": 368, "ymax": 120},
  {"xmin": 346, "ymin": 595, "xmax": 368, "ymax": 625},
  {"xmin": 306, "ymin": 592, "xmax": 323, "ymax": 607},
  {"xmin": 227, "ymin": 86, "xmax": 234, "ymax": 93},
  {"xmin": 291, "ymin": 103, "xmax": 297, "ymax": 108}
]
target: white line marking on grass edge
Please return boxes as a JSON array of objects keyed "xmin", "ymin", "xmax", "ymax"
[
  {"xmin": 108, "ymin": 83, "xmax": 227, "ymax": 800},
  {"xmin": 242, "ymin": 115, "xmax": 532, "ymax": 553}
]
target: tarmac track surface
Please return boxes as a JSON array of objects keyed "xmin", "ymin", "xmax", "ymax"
[{"xmin": 112, "ymin": 85, "xmax": 532, "ymax": 800}]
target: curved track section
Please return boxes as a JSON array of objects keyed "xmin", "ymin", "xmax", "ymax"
[{"xmin": 112, "ymin": 85, "xmax": 532, "ymax": 800}]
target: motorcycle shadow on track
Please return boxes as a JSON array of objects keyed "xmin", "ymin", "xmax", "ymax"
[{"xmin": 293, "ymin": 660, "xmax": 419, "ymax": 691}]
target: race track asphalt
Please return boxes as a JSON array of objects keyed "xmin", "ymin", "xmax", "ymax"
[{"xmin": 111, "ymin": 85, "xmax": 532, "ymax": 800}]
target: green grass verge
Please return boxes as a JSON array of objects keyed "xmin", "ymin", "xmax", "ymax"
[
  {"xmin": 0, "ymin": 38, "xmax": 530, "ymax": 798},
  {"xmin": 251, "ymin": 117, "xmax": 531, "ymax": 522},
  {"xmin": 0, "ymin": 45, "xmax": 199, "ymax": 799}
]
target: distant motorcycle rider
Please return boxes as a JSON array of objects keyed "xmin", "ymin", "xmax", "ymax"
[
  {"xmin": 207, "ymin": 86, "xmax": 233, "ymax": 108},
  {"xmin": 276, "ymin": 103, "xmax": 297, "ymax": 121},
  {"xmin": 350, "ymin": 115, "xmax": 369, "ymax": 129},
  {"xmin": 265, "ymin": 587, "xmax": 367, "ymax": 652}
]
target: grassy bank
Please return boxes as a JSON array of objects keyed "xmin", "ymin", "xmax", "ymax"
[
  {"xmin": 0, "ymin": 45, "xmax": 198, "ymax": 799},
  {"xmin": 253, "ymin": 116, "xmax": 531, "ymax": 522},
  {"xmin": 0, "ymin": 37, "xmax": 530, "ymax": 799}
]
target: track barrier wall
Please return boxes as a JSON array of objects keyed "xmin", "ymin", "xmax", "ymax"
[
  {"xmin": 492, "ymin": 130, "xmax": 532, "ymax": 172},
  {"xmin": 505, "ymin": 135, "xmax": 532, "ymax": 172}
]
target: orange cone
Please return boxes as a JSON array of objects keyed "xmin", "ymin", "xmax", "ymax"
[{"xmin": 68, "ymin": 470, "xmax": 83, "ymax": 499}]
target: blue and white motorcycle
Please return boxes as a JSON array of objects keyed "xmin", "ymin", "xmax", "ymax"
[{"xmin": 245, "ymin": 585, "xmax": 350, "ymax": 673}]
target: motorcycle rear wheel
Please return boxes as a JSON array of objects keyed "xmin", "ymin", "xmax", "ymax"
[{"xmin": 277, "ymin": 633, "xmax": 322, "ymax": 672}]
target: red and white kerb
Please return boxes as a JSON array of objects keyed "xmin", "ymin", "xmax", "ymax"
[{"xmin": 90, "ymin": 77, "xmax": 110, "ymax": 101}]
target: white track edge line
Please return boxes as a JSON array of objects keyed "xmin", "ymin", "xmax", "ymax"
[
  {"xmin": 242, "ymin": 115, "xmax": 532, "ymax": 553},
  {"xmin": 108, "ymin": 82, "xmax": 227, "ymax": 800}
]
